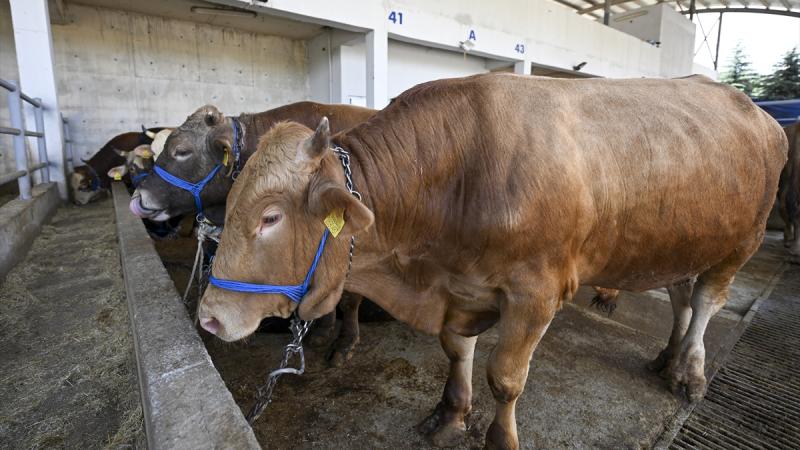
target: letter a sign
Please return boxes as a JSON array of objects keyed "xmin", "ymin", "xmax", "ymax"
[{"xmin": 468, "ymin": 30, "xmax": 477, "ymax": 41}]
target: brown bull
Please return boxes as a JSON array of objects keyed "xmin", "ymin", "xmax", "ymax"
[
  {"xmin": 779, "ymin": 123, "xmax": 800, "ymax": 256},
  {"xmin": 199, "ymin": 74, "xmax": 786, "ymax": 449}
]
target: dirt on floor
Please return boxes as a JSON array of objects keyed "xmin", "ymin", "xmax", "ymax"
[{"xmin": 0, "ymin": 199, "xmax": 142, "ymax": 449}]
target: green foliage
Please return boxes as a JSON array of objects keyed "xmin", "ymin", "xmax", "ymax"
[
  {"xmin": 719, "ymin": 42, "xmax": 760, "ymax": 97},
  {"xmin": 760, "ymin": 47, "xmax": 800, "ymax": 100}
]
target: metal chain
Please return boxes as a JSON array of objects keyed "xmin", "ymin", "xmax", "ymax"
[
  {"xmin": 332, "ymin": 145, "xmax": 361, "ymax": 275},
  {"xmin": 182, "ymin": 218, "xmax": 223, "ymax": 305},
  {"xmin": 245, "ymin": 145, "xmax": 363, "ymax": 425},
  {"xmin": 246, "ymin": 315, "xmax": 314, "ymax": 424}
]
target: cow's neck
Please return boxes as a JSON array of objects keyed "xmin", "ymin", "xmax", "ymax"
[
  {"xmin": 234, "ymin": 113, "xmax": 261, "ymax": 162},
  {"xmin": 332, "ymin": 121, "xmax": 458, "ymax": 334}
]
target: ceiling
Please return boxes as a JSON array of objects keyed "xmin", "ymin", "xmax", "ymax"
[
  {"xmin": 59, "ymin": 0, "xmax": 324, "ymax": 39},
  {"xmin": 548, "ymin": 0, "xmax": 800, "ymax": 21}
]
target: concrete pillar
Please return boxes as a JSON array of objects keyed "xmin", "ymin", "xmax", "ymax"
[
  {"xmin": 514, "ymin": 59, "xmax": 532, "ymax": 75},
  {"xmin": 366, "ymin": 27, "xmax": 388, "ymax": 109},
  {"xmin": 9, "ymin": 0, "xmax": 66, "ymax": 199}
]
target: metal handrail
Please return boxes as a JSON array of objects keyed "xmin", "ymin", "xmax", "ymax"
[{"xmin": 1, "ymin": 78, "xmax": 50, "ymax": 200}]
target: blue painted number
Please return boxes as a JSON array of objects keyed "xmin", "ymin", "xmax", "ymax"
[
  {"xmin": 515, "ymin": 44, "xmax": 525, "ymax": 54},
  {"xmin": 388, "ymin": 11, "xmax": 404, "ymax": 24}
]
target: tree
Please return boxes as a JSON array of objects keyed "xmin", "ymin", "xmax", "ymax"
[
  {"xmin": 760, "ymin": 47, "xmax": 800, "ymax": 100},
  {"xmin": 720, "ymin": 43, "xmax": 759, "ymax": 97}
]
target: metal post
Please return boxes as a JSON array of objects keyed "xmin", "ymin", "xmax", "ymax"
[
  {"xmin": 689, "ymin": 0, "xmax": 696, "ymax": 20},
  {"xmin": 62, "ymin": 115, "xmax": 73, "ymax": 172},
  {"xmin": 6, "ymin": 81, "xmax": 31, "ymax": 200},
  {"xmin": 713, "ymin": 12, "xmax": 723, "ymax": 71},
  {"xmin": 33, "ymin": 97, "xmax": 49, "ymax": 182},
  {"xmin": 603, "ymin": 0, "xmax": 611, "ymax": 25}
]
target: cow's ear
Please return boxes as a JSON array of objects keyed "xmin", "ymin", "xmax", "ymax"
[
  {"xmin": 296, "ymin": 117, "xmax": 330, "ymax": 165},
  {"xmin": 204, "ymin": 106, "xmax": 224, "ymax": 127},
  {"xmin": 308, "ymin": 179, "xmax": 373, "ymax": 237},
  {"xmin": 133, "ymin": 145, "xmax": 153, "ymax": 159},
  {"xmin": 107, "ymin": 165, "xmax": 128, "ymax": 180}
]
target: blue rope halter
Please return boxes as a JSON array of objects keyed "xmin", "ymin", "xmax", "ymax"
[
  {"xmin": 80, "ymin": 159, "xmax": 101, "ymax": 191},
  {"xmin": 131, "ymin": 171, "xmax": 149, "ymax": 188},
  {"xmin": 149, "ymin": 117, "xmax": 243, "ymax": 219},
  {"xmin": 208, "ymin": 229, "xmax": 330, "ymax": 303},
  {"xmin": 153, "ymin": 163, "xmax": 222, "ymax": 218}
]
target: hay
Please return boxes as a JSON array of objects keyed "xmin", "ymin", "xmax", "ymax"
[{"xmin": 0, "ymin": 199, "xmax": 142, "ymax": 449}]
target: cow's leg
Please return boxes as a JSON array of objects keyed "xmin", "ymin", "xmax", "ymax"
[
  {"xmin": 665, "ymin": 235, "xmax": 761, "ymax": 402},
  {"xmin": 789, "ymin": 218, "xmax": 800, "ymax": 260},
  {"xmin": 307, "ymin": 311, "xmax": 336, "ymax": 348},
  {"xmin": 485, "ymin": 293, "xmax": 557, "ymax": 450},
  {"xmin": 647, "ymin": 279, "xmax": 694, "ymax": 373},
  {"xmin": 329, "ymin": 294, "xmax": 363, "ymax": 367},
  {"xmin": 417, "ymin": 328, "xmax": 477, "ymax": 447}
]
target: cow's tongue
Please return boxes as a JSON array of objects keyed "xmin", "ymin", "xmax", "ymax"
[{"xmin": 129, "ymin": 197, "xmax": 149, "ymax": 218}]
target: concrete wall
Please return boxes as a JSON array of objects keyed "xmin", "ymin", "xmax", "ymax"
[
  {"xmin": 610, "ymin": 4, "xmax": 696, "ymax": 78},
  {"xmin": 222, "ymin": 0, "xmax": 665, "ymax": 80},
  {"xmin": 1, "ymin": 1, "xmax": 310, "ymax": 166},
  {"xmin": 311, "ymin": 37, "xmax": 490, "ymax": 104}
]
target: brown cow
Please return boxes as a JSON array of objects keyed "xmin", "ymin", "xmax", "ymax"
[
  {"xmin": 71, "ymin": 127, "xmax": 164, "ymax": 205},
  {"xmin": 779, "ymin": 123, "xmax": 800, "ymax": 257},
  {"xmin": 198, "ymin": 74, "xmax": 786, "ymax": 449},
  {"xmin": 129, "ymin": 102, "xmax": 376, "ymax": 365}
]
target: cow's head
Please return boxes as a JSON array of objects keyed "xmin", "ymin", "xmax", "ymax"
[
  {"xmin": 130, "ymin": 106, "xmax": 236, "ymax": 222},
  {"xmin": 197, "ymin": 119, "xmax": 374, "ymax": 341},
  {"xmin": 107, "ymin": 144, "xmax": 160, "ymax": 185},
  {"xmin": 71, "ymin": 166, "xmax": 104, "ymax": 205}
]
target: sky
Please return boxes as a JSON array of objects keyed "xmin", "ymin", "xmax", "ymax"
[{"xmin": 692, "ymin": 13, "xmax": 800, "ymax": 75}]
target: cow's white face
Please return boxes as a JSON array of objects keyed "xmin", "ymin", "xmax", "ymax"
[{"xmin": 70, "ymin": 170, "xmax": 104, "ymax": 205}]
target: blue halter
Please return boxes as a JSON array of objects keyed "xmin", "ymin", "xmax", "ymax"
[
  {"xmin": 149, "ymin": 117, "xmax": 243, "ymax": 219},
  {"xmin": 153, "ymin": 163, "xmax": 222, "ymax": 218},
  {"xmin": 208, "ymin": 229, "xmax": 330, "ymax": 303},
  {"xmin": 131, "ymin": 171, "xmax": 149, "ymax": 188},
  {"xmin": 80, "ymin": 159, "xmax": 101, "ymax": 191}
]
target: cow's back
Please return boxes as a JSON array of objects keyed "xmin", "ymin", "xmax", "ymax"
[
  {"xmin": 250, "ymin": 102, "xmax": 374, "ymax": 138},
  {"xmin": 357, "ymin": 74, "xmax": 787, "ymax": 292}
]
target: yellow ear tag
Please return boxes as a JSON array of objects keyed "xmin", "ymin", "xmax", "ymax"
[
  {"xmin": 113, "ymin": 172, "xmax": 122, "ymax": 181},
  {"xmin": 222, "ymin": 149, "xmax": 229, "ymax": 166},
  {"xmin": 324, "ymin": 208, "xmax": 346, "ymax": 238}
]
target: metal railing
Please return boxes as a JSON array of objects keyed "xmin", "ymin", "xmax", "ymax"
[
  {"xmin": 62, "ymin": 114, "xmax": 74, "ymax": 173},
  {"xmin": 1, "ymin": 78, "xmax": 49, "ymax": 200}
]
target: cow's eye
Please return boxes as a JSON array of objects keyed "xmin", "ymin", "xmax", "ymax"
[
  {"xmin": 174, "ymin": 149, "xmax": 191, "ymax": 158},
  {"xmin": 262, "ymin": 213, "xmax": 282, "ymax": 226}
]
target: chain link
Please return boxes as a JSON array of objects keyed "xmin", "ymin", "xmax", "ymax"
[
  {"xmin": 332, "ymin": 146, "xmax": 361, "ymax": 275},
  {"xmin": 246, "ymin": 315, "xmax": 314, "ymax": 424},
  {"xmin": 245, "ymin": 145, "xmax": 363, "ymax": 425}
]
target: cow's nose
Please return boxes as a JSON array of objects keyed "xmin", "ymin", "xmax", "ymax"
[{"xmin": 200, "ymin": 317, "xmax": 221, "ymax": 335}]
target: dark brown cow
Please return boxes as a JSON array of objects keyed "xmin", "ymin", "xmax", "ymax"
[
  {"xmin": 198, "ymin": 74, "xmax": 786, "ymax": 448},
  {"xmin": 779, "ymin": 123, "xmax": 800, "ymax": 257},
  {"xmin": 70, "ymin": 127, "xmax": 164, "ymax": 205},
  {"xmin": 129, "ymin": 102, "xmax": 376, "ymax": 364}
]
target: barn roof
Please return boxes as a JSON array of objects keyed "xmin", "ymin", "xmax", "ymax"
[{"xmin": 550, "ymin": 0, "xmax": 800, "ymax": 21}]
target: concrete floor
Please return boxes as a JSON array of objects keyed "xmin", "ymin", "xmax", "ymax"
[{"xmin": 203, "ymin": 232, "xmax": 787, "ymax": 449}]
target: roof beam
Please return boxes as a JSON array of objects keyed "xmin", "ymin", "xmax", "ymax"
[{"xmin": 681, "ymin": 7, "xmax": 800, "ymax": 17}]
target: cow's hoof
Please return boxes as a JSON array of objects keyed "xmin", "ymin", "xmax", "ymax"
[
  {"xmin": 417, "ymin": 407, "xmax": 465, "ymax": 448},
  {"xmin": 646, "ymin": 349, "xmax": 671, "ymax": 373},
  {"xmin": 665, "ymin": 357, "xmax": 706, "ymax": 403},
  {"xmin": 327, "ymin": 334, "xmax": 359, "ymax": 368},
  {"xmin": 429, "ymin": 422, "xmax": 466, "ymax": 448},
  {"xmin": 416, "ymin": 408, "xmax": 442, "ymax": 435}
]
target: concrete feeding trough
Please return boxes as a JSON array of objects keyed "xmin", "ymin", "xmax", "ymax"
[{"xmin": 112, "ymin": 184, "xmax": 259, "ymax": 450}]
